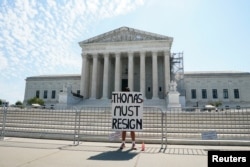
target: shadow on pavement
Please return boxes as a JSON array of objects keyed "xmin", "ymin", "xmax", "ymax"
[{"xmin": 88, "ymin": 149, "xmax": 138, "ymax": 161}]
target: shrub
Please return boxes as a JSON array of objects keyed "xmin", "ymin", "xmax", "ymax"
[{"xmin": 27, "ymin": 97, "xmax": 44, "ymax": 105}]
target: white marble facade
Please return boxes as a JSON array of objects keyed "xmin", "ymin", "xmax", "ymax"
[
  {"xmin": 184, "ymin": 72, "xmax": 250, "ymax": 108},
  {"xmin": 23, "ymin": 27, "xmax": 250, "ymax": 108},
  {"xmin": 24, "ymin": 75, "xmax": 81, "ymax": 105},
  {"xmin": 79, "ymin": 27, "xmax": 172, "ymax": 100}
]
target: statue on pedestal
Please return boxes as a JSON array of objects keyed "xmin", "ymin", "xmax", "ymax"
[
  {"xmin": 59, "ymin": 84, "xmax": 72, "ymax": 104},
  {"xmin": 167, "ymin": 80, "xmax": 181, "ymax": 108},
  {"xmin": 63, "ymin": 84, "xmax": 67, "ymax": 93},
  {"xmin": 169, "ymin": 80, "xmax": 177, "ymax": 92},
  {"xmin": 62, "ymin": 84, "xmax": 72, "ymax": 94}
]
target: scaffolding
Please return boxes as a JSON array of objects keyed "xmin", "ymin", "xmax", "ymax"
[{"xmin": 170, "ymin": 52, "xmax": 185, "ymax": 96}]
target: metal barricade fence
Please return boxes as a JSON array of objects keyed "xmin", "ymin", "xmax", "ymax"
[
  {"xmin": 75, "ymin": 107, "xmax": 164, "ymax": 147},
  {"xmin": 165, "ymin": 107, "xmax": 250, "ymax": 145},
  {"xmin": 1, "ymin": 107, "xmax": 77, "ymax": 141},
  {"xmin": 0, "ymin": 106, "xmax": 7, "ymax": 140},
  {"xmin": 1, "ymin": 106, "xmax": 250, "ymax": 146}
]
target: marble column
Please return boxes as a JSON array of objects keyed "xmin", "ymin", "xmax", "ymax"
[
  {"xmin": 90, "ymin": 54, "xmax": 98, "ymax": 99},
  {"xmin": 102, "ymin": 53, "xmax": 109, "ymax": 99},
  {"xmin": 114, "ymin": 52, "xmax": 121, "ymax": 91},
  {"xmin": 164, "ymin": 51, "xmax": 171, "ymax": 94},
  {"xmin": 80, "ymin": 53, "xmax": 87, "ymax": 98},
  {"xmin": 140, "ymin": 51, "xmax": 146, "ymax": 98},
  {"xmin": 128, "ymin": 52, "xmax": 134, "ymax": 91},
  {"xmin": 152, "ymin": 51, "xmax": 159, "ymax": 99}
]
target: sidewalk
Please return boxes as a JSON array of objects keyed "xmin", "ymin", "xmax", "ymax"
[{"xmin": 0, "ymin": 137, "xmax": 249, "ymax": 167}]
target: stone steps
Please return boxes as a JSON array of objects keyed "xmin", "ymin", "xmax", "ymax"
[
  {"xmin": 1, "ymin": 108, "xmax": 250, "ymax": 144},
  {"xmin": 75, "ymin": 99, "xmax": 167, "ymax": 109}
]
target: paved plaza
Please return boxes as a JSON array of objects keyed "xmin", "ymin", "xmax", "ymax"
[{"xmin": 0, "ymin": 137, "xmax": 249, "ymax": 167}]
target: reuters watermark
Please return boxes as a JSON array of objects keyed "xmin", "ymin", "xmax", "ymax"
[{"xmin": 208, "ymin": 151, "xmax": 249, "ymax": 167}]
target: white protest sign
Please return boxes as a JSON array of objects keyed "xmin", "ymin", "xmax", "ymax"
[
  {"xmin": 111, "ymin": 92, "xmax": 143, "ymax": 131},
  {"xmin": 108, "ymin": 131, "xmax": 121, "ymax": 141}
]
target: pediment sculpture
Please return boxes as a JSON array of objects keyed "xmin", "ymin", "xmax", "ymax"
[{"xmin": 80, "ymin": 26, "xmax": 171, "ymax": 44}]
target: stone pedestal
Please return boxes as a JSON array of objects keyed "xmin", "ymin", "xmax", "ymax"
[
  {"xmin": 167, "ymin": 91, "xmax": 181, "ymax": 108},
  {"xmin": 58, "ymin": 92, "xmax": 68, "ymax": 104},
  {"xmin": 58, "ymin": 84, "xmax": 71, "ymax": 104},
  {"xmin": 57, "ymin": 84, "xmax": 82, "ymax": 108}
]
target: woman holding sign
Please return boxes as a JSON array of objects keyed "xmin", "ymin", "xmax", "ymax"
[{"xmin": 120, "ymin": 87, "xmax": 136, "ymax": 150}]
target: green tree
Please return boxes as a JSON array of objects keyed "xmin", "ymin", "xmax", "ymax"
[
  {"xmin": 27, "ymin": 97, "xmax": 44, "ymax": 105},
  {"xmin": 15, "ymin": 101, "xmax": 23, "ymax": 106},
  {"xmin": 15, "ymin": 100, "xmax": 24, "ymax": 109},
  {"xmin": 209, "ymin": 101, "xmax": 222, "ymax": 107},
  {"xmin": 0, "ymin": 99, "xmax": 2, "ymax": 105}
]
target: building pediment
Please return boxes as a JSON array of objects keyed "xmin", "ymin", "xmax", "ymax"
[{"xmin": 79, "ymin": 26, "xmax": 172, "ymax": 45}]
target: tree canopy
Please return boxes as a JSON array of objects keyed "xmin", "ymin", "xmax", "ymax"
[
  {"xmin": 27, "ymin": 97, "xmax": 44, "ymax": 105},
  {"xmin": 15, "ymin": 101, "xmax": 23, "ymax": 106},
  {"xmin": 209, "ymin": 101, "xmax": 222, "ymax": 107}
]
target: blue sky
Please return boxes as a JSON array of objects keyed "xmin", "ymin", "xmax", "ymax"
[{"xmin": 0, "ymin": 0, "xmax": 250, "ymax": 104}]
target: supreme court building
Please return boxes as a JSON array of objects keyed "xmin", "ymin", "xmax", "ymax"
[
  {"xmin": 24, "ymin": 27, "xmax": 250, "ymax": 108},
  {"xmin": 79, "ymin": 27, "xmax": 172, "ymax": 100}
]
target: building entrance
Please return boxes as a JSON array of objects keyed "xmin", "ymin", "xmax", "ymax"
[{"xmin": 122, "ymin": 79, "xmax": 128, "ymax": 91}]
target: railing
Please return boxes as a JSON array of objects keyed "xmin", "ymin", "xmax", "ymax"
[
  {"xmin": 0, "ymin": 107, "xmax": 77, "ymax": 140},
  {"xmin": 73, "ymin": 107, "xmax": 164, "ymax": 147},
  {"xmin": 1, "ymin": 106, "xmax": 250, "ymax": 147},
  {"xmin": 0, "ymin": 106, "xmax": 7, "ymax": 140},
  {"xmin": 165, "ymin": 107, "xmax": 250, "ymax": 145}
]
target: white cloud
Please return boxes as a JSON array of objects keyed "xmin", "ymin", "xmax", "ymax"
[
  {"xmin": 0, "ymin": 0, "xmax": 144, "ymax": 103},
  {"xmin": 0, "ymin": 52, "xmax": 8, "ymax": 70}
]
